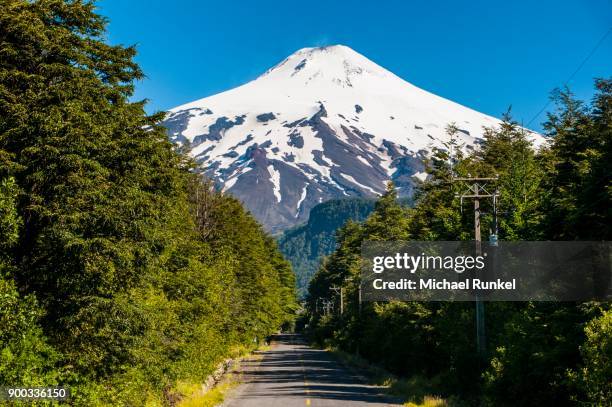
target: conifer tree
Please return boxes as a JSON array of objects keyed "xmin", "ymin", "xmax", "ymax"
[
  {"xmin": 0, "ymin": 2, "xmax": 297, "ymax": 403},
  {"xmin": 306, "ymin": 79, "xmax": 611, "ymax": 405}
]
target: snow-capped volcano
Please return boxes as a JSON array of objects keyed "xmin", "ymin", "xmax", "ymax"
[{"xmin": 162, "ymin": 45, "xmax": 543, "ymax": 233}]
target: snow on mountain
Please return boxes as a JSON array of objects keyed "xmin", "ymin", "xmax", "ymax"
[{"xmin": 162, "ymin": 45, "xmax": 544, "ymax": 233}]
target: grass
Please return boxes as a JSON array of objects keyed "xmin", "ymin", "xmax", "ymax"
[
  {"xmin": 328, "ymin": 348, "xmax": 450, "ymax": 407},
  {"xmin": 175, "ymin": 342, "xmax": 270, "ymax": 407},
  {"xmin": 404, "ymin": 396, "xmax": 448, "ymax": 407},
  {"xmin": 176, "ymin": 382, "xmax": 234, "ymax": 407}
]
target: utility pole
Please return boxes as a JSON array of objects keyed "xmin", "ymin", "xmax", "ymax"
[
  {"xmin": 453, "ymin": 176, "xmax": 499, "ymax": 359},
  {"xmin": 332, "ymin": 276, "xmax": 362, "ymax": 317},
  {"xmin": 358, "ymin": 281, "xmax": 362, "ymax": 316},
  {"xmin": 324, "ymin": 299, "xmax": 333, "ymax": 316},
  {"xmin": 330, "ymin": 286, "xmax": 344, "ymax": 315}
]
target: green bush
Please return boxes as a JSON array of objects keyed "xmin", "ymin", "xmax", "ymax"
[
  {"xmin": 577, "ymin": 309, "xmax": 612, "ymax": 405},
  {"xmin": 0, "ymin": 275, "xmax": 62, "ymax": 387}
]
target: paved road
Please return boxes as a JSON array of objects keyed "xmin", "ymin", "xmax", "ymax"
[{"xmin": 223, "ymin": 334, "xmax": 400, "ymax": 406}]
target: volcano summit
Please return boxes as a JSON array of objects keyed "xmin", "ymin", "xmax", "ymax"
[{"xmin": 162, "ymin": 45, "xmax": 542, "ymax": 232}]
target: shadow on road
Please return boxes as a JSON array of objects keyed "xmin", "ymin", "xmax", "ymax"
[{"xmin": 227, "ymin": 334, "xmax": 397, "ymax": 406}]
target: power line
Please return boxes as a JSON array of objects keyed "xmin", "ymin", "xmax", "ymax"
[
  {"xmin": 526, "ymin": 26, "xmax": 612, "ymax": 128},
  {"xmin": 452, "ymin": 176, "xmax": 501, "ymax": 360}
]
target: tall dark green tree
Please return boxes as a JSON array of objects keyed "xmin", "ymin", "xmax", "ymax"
[
  {"xmin": 0, "ymin": 1, "xmax": 297, "ymax": 404},
  {"xmin": 1, "ymin": 176, "xmax": 60, "ymax": 388},
  {"xmin": 306, "ymin": 80, "xmax": 611, "ymax": 406},
  {"xmin": 0, "ymin": 0, "xmax": 196, "ymax": 383},
  {"xmin": 541, "ymin": 81, "xmax": 612, "ymax": 240}
]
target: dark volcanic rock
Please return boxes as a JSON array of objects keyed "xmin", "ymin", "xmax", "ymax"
[
  {"xmin": 230, "ymin": 134, "xmax": 254, "ymax": 150},
  {"xmin": 305, "ymin": 104, "xmax": 387, "ymax": 196},
  {"xmin": 288, "ymin": 131, "xmax": 304, "ymax": 148},
  {"xmin": 225, "ymin": 157, "xmax": 312, "ymax": 234},
  {"xmin": 193, "ymin": 115, "xmax": 246, "ymax": 145},
  {"xmin": 164, "ymin": 108, "xmax": 200, "ymax": 144},
  {"xmin": 222, "ymin": 151, "xmax": 239, "ymax": 158},
  {"xmin": 284, "ymin": 118, "xmax": 306, "ymax": 128},
  {"xmin": 260, "ymin": 140, "xmax": 273, "ymax": 149},
  {"xmin": 256, "ymin": 112, "xmax": 276, "ymax": 122},
  {"xmin": 390, "ymin": 153, "xmax": 426, "ymax": 196},
  {"xmin": 293, "ymin": 58, "xmax": 307, "ymax": 73}
]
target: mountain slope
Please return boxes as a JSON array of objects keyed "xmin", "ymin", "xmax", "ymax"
[
  {"xmin": 278, "ymin": 198, "xmax": 376, "ymax": 296},
  {"xmin": 162, "ymin": 45, "xmax": 543, "ymax": 232}
]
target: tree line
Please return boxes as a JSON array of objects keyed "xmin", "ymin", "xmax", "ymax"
[
  {"xmin": 306, "ymin": 80, "xmax": 611, "ymax": 406},
  {"xmin": 0, "ymin": 1, "xmax": 296, "ymax": 404}
]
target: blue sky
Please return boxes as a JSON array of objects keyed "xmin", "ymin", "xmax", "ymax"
[{"xmin": 97, "ymin": 0, "xmax": 611, "ymax": 132}]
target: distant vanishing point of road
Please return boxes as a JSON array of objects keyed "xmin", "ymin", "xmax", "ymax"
[{"xmin": 223, "ymin": 334, "xmax": 400, "ymax": 406}]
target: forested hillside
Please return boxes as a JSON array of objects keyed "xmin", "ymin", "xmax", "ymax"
[
  {"xmin": 278, "ymin": 198, "xmax": 376, "ymax": 295},
  {"xmin": 0, "ymin": 1, "xmax": 296, "ymax": 404},
  {"xmin": 306, "ymin": 81, "xmax": 612, "ymax": 406}
]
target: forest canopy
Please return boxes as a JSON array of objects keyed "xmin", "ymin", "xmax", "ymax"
[
  {"xmin": 306, "ymin": 80, "xmax": 612, "ymax": 406},
  {"xmin": 0, "ymin": 0, "xmax": 296, "ymax": 404}
]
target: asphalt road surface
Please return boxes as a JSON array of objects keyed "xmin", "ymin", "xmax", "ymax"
[{"xmin": 223, "ymin": 334, "xmax": 400, "ymax": 406}]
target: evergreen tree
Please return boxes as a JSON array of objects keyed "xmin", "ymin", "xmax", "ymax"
[
  {"xmin": 540, "ymin": 83, "xmax": 612, "ymax": 239},
  {"xmin": 306, "ymin": 80, "xmax": 611, "ymax": 405},
  {"xmin": 477, "ymin": 112, "xmax": 546, "ymax": 240},
  {"xmin": 1, "ymin": 176, "xmax": 60, "ymax": 387},
  {"xmin": 0, "ymin": 2, "xmax": 297, "ymax": 403}
]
